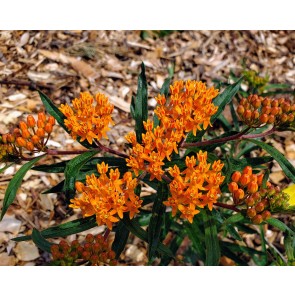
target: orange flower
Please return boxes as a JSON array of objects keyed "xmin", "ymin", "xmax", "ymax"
[
  {"xmin": 126, "ymin": 80, "xmax": 219, "ymax": 181},
  {"xmin": 70, "ymin": 162, "xmax": 141, "ymax": 229},
  {"xmin": 59, "ymin": 92, "xmax": 114, "ymax": 144},
  {"xmin": 165, "ymin": 151, "xmax": 225, "ymax": 223}
]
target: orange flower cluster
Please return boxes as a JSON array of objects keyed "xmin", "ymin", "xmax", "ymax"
[
  {"xmin": 59, "ymin": 92, "xmax": 114, "ymax": 144},
  {"xmin": 237, "ymin": 95, "xmax": 295, "ymax": 128},
  {"xmin": 228, "ymin": 166, "xmax": 289, "ymax": 224},
  {"xmin": 70, "ymin": 162, "xmax": 142, "ymax": 229},
  {"xmin": 51, "ymin": 234, "xmax": 117, "ymax": 266},
  {"xmin": 0, "ymin": 112, "xmax": 55, "ymax": 161},
  {"xmin": 126, "ymin": 80, "xmax": 219, "ymax": 181},
  {"xmin": 164, "ymin": 151, "xmax": 225, "ymax": 223}
]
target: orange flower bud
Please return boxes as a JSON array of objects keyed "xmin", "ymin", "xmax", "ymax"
[
  {"xmin": 21, "ymin": 128, "xmax": 31, "ymax": 139},
  {"xmin": 240, "ymin": 98, "xmax": 247, "ymax": 106},
  {"xmin": 270, "ymin": 107, "xmax": 279, "ymax": 116},
  {"xmin": 242, "ymin": 166, "xmax": 252, "ymax": 175},
  {"xmin": 252, "ymin": 214, "xmax": 263, "ymax": 224},
  {"xmin": 280, "ymin": 113, "xmax": 288, "ymax": 123},
  {"xmin": 44, "ymin": 123, "xmax": 53, "ymax": 134},
  {"xmin": 271, "ymin": 100, "xmax": 279, "ymax": 107},
  {"xmin": 1, "ymin": 134, "xmax": 8, "ymax": 144},
  {"xmin": 252, "ymin": 99, "xmax": 261, "ymax": 109},
  {"xmin": 250, "ymin": 174, "xmax": 258, "ymax": 182},
  {"xmin": 255, "ymin": 201, "xmax": 265, "ymax": 213},
  {"xmin": 38, "ymin": 112, "xmax": 46, "ymax": 122},
  {"xmin": 27, "ymin": 115, "xmax": 36, "ymax": 128},
  {"xmin": 36, "ymin": 128, "xmax": 45, "ymax": 138},
  {"xmin": 252, "ymin": 110, "xmax": 260, "ymax": 120},
  {"xmin": 278, "ymin": 97, "xmax": 285, "ymax": 105},
  {"xmin": 234, "ymin": 188, "xmax": 245, "ymax": 200},
  {"xmin": 262, "ymin": 106, "xmax": 271, "ymax": 114},
  {"xmin": 228, "ymin": 182, "xmax": 239, "ymax": 193},
  {"xmin": 252, "ymin": 192, "xmax": 261, "ymax": 202},
  {"xmin": 13, "ymin": 128, "xmax": 22, "ymax": 137},
  {"xmin": 231, "ymin": 171, "xmax": 241, "ymax": 182},
  {"xmin": 245, "ymin": 196, "xmax": 255, "ymax": 207},
  {"xmin": 261, "ymin": 210, "xmax": 271, "ymax": 220},
  {"xmin": 288, "ymin": 113, "xmax": 294, "ymax": 122},
  {"xmin": 281, "ymin": 102, "xmax": 290, "ymax": 113},
  {"xmin": 247, "ymin": 208, "xmax": 257, "ymax": 218},
  {"xmin": 26, "ymin": 141, "xmax": 34, "ymax": 151},
  {"xmin": 7, "ymin": 134, "xmax": 15, "ymax": 143},
  {"xmin": 261, "ymin": 198, "xmax": 269, "ymax": 207},
  {"xmin": 48, "ymin": 116, "xmax": 55, "ymax": 125},
  {"xmin": 16, "ymin": 137, "xmax": 27, "ymax": 147},
  {"xmin": 267, "ymin": 115, "xmax": 275, "ymax": 124},
  {"xmin": 237, "ymin": 105, "xmax": 245, "ymax": 115},
  {"xmin": 19, "ymin": 121, "xmax": 28, "ymax": 131},
  {"xmin": 37, "ymin": 119, "xmax": 45, "ymax": 128},
  {"xmin": 244, "ymin": 109, "xmax": 252, "ymax": 120},
  {"xmin": 257, "ymin": 174, "xmax": 264, "ymax": 186},
  {"xmin": 259, "ymin": 114, "xmax": 268, "ymax": 124},
  {"xmin": 247, "ymin": 181, "xmax": 258, "ymax": 193},
  {"xmin": 31, "ymin": 135, "xmax": 40, "ymax": 145},
  {"xmin": 262, "ymin": 98, "xmax": 271, "ymax": 106},
  {"xmin": 239, "ymin": 174, "xmax": 251, "ymax": 186},
  {"xmin": 85, "ymin": 234, "xmax": 94, "ymax": 243}
]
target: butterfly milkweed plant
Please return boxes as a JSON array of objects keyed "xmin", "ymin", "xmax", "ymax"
[{"xmin": 1, "ymin": 63, "xmax": 295, "ymax": 266}]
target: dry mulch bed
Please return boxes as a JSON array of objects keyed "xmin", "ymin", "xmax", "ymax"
[{"xmin": 0, "ymin": 30, "xmax": 294, "ymax": 265}]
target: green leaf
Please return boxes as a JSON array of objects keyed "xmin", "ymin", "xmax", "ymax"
[
  {"xmin": 284, "ymin": 232, "xmax": 295, "ymax": 262},
  {"xmin": 13, "ymin": 215, "xmax": 97, "ymax": 241},
  {"xmin": 185, "ymin": 218, "xmax": 206, "ymax": 261},
  {"xmin": 226, "ymin": 224, "xmax": 243, "ymax": 241},
  {"xmin": 31, "ymin": 228, "xmax": 53, "ymax": 253},
  {"xmin": 121, "ymin": 215, "xmax": 174, "ymax": 258},
  {"xmin": 38, "ymin": 90, "xmax": 94, "ymax": 149},
  {"xmin": 223, "ymin": 213, "xmax": 244, "ymax": 225},
  {"xmin": 266, "ymin": 218, "xmax": 295, "ymax": 235},
  {"xmin": 247, "ymin": 139, "xmax": 295, "ymax": 183},
  {"xmin": 33, "ymin": 156, "xmax": 127, "ymax": 173},
  {"xmin": 220, "ymin": 244, "xmax": 248, "ymax": 266},
  {"xmin": 229, "ymin": 156, "xmax": 273, "ymax": 171},
  {"xmin": 148, "ymin": 181, "xmax": 168, "ymax": 260},
  {"xmin": 202, "ymin": 210, "xmax": 220, "ymax": 266},
  {"xmin": 134, "ymin": 62, "xmax": 148, "ymax": 143},
  {"xmin": 112, "ymin": 222, "xmax": 130, "ymax": 260},
  {"xmin": 63, "ymin": 150, "xmax": 98, "ymax": 199},
  {"xmin": 1, "ymin": 155, "xmax": 45, "ymax": 220}
]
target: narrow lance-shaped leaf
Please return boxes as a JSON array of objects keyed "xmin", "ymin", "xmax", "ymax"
[
  {"xmin": 32, "ymin": 228, "xmax": 53, "ymax": 253},
  {"xmin": 134, "ymin": 62, "xmax": 148, "ymax": 143},
  {"xmin": 63, "ymin": 150, "xmax": 98, "ymax": 199},
  {"xmin": 112, "ymin": 222, "xmax": 130, "ymax": 259},
  {"xmin": 247, "ymin": 139, "xmax": 295, "ymax": 183},
  {"xmin": 202, "ymin": 210, "xmax": 220, "ymax": 266},
  {"xmin": 121, "ymin": 215, "xmax": 174, "ymax": 258},
  {"xmin": 13, "ymin": 215, "xmax": 97, "ymax": 241},
  {"xmin": 1, "ymin": 155, "xmax": 45, "ymax": 220},
  {"xmin": 148, "ymin": 181, "xmax": 168, "ymax": 260}
]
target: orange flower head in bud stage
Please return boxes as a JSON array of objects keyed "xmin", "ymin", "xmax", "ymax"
[
  {"xmin": 164, "ymin": 150, "xmax": 225, "ymax": 223},
  {"xmin": 59, "ymin": 92, "xmax": 114, "ymax": 145},
  {"xmin": 0, "ymin": 112, "xmax": 56, "ymax": 161},
  {"xmin": 70, "ymin": 162, "xmax": 142, "ymax": 230}
]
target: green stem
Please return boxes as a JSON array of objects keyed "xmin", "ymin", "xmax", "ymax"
[{"xmin": 214, "ymin": 202, "xmax": 241, "ymax": 213}]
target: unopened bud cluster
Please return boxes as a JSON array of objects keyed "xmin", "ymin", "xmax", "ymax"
[
  {"xmin": 0, "ymin": 112, "xmax": 55, "ymax": 161},
  {"xmin": 50, "ymin": 234, "xmax": 117, "ymax": 266},
  {"xmin": 228, "ymin": 166, "xmax": 289, "ymax": 224},
  {"xmin": 237, "ymin": 95, "xmax": 295, "ymax": 128}
]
